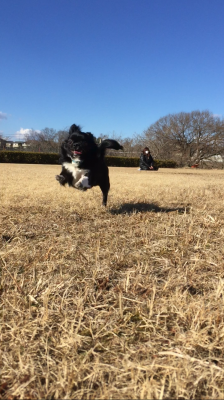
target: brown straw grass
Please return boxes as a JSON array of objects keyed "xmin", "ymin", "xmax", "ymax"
[{"xmin": 1, "ymin": 164, "xmax": 224, "ymax": 399}]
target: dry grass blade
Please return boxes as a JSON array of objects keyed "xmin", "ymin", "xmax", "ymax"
[{"xmin": 1, "ymin": 164, "xmax": 224, "ymax": 399}]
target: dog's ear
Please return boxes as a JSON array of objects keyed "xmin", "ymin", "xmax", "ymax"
[
  {"xmin": 69, "ymin": 124, "xmax": 82, "ymax": 135},
  {"xmin": 85, "ymin": 132, "xmax": 96, "ymax": 142}
]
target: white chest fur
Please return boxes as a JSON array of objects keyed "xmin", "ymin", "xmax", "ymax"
[{"xmin": 63, "ymin": 162, "xmax": 91, "ymax": 188}]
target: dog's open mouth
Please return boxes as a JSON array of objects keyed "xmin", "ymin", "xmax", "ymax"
[{"xmin": 72, "ymin": 150, "xmax": 82, "ymax": 155}]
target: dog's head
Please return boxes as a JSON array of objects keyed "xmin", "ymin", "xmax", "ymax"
[{"xmin": 62, "ymin": 124, "xmax": 97, "ymax": 161}]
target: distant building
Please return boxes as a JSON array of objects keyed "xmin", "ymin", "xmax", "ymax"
[
  {"xmin": 0, "ymin": 139, "xmax": 30, "ymax": 150},
  {"xmin": 0, "ymin": 138, "xmax": 7, "ymax": 149}
]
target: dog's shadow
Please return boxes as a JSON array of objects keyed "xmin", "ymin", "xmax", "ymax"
[{"xmin": 110, "ymin": 202, "xmax": 190, "ymax": 215}]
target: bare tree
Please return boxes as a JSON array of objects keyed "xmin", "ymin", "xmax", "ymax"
[
  {"xmin": 141, "ymin": 110, "xmax": 224, "ymax": 166},
  {"xmin": 56, "ymin": 129, "xmax": 69, "ymax": 148},
  {"xmin": 25, "ymin": 128, "xmax": 67, "ymax": 153}
]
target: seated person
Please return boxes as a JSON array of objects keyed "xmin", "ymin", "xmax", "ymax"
[{"xmin": 139, "ymin": 147, "xmax": 158, "ymax": 170}]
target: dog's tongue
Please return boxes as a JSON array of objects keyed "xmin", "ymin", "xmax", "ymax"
[{"xmin": 73, "ymin": 150, "xmax": 82, "ymax": 155}]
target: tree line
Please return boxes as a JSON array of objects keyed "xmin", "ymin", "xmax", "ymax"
[{"xmin": 14, "ymin": 110, "xmax": 224, "ymax": 166}]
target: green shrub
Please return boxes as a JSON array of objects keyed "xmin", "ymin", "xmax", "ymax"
[
  {"xmin": 105, "ymin": 156, "xmax": 140, "ymax": 167},
  {"xmin": 0, "ymin": 151, "xmax": 177, "ymax": 168},
  {"xmin": 105, "ymin": 156, "xmax": 177, "ymax": 168},
  {"xmin": 0, "ymin": 151, "xmax": 59, "ymax": 164}
]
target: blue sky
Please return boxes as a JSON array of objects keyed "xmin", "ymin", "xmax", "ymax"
[{"xmin": 1, "ymin": 0, "xmax": 224, "ymax": 140}]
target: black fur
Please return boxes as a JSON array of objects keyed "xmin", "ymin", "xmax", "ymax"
[{"xmin": 56, "ymin": 124, "xmax": 123, "ymax": 206}]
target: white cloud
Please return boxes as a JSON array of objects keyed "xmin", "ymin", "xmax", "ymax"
[
  {"xmin": 0, "ymin": 111, "xmax": 7, "ymax": 120},
  {"xmin": 14, "ymin": 128, "xmax": 41, "ymax": 139},
  {"xmin": 16, "ymin": 128, "xmax": 33, "ymax": 136},
  {"xmin": 0, "ymin": 131, "xmax": 8, "ymax": 140},
  {"xmin": 212, "ymin": 114, "xmax": 222, "ymax": 118}
]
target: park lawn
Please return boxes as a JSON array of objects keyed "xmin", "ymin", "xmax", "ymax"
[{"xmin": 1, "ymin": 164, "xmax": 224, "ymax": 399}]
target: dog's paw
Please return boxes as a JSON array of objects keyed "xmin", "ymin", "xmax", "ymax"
[
  {"xmin": 80, "ymin": 176, "xmax": 92, "ymax": 189},
  {"xmin": 74, "ymin": 176, "xmax": 92, "ymax": 191},
  {"xmin": 56, "ymin": 175, "xmax": 66, "ymax": 185},
  {"xmin": 74, "ymin": 182, "xmax": 88, "ymax": 191}
]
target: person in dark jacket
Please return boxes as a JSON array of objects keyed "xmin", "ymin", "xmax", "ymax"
[{"xmin": 139, "ymin": 147, "xmax": 158, "ymax": 170}]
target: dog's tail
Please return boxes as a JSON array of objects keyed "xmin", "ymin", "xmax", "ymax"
[{"xmin": 98, "ymin": 139, "xmax": 123, "ymax": 156}]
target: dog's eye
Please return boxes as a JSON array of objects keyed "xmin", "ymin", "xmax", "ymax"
[{"xmin": 68, "ymin": 140, "xmax": 74, "ymax": 147}]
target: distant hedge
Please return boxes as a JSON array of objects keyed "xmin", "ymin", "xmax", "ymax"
[
  {"xmin": 0, "ymin": 151, "xmax": 59, "ymax": 164},
  {"xmin": 105, "ymin": 156, "xmax": 177, "ymax": 168},
  {"xmin": 0, "ymin": 151, "xmax": 177, "ymax": 168}
]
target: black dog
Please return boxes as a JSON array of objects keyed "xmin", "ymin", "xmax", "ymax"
[{"xmin": 56, "ymin": 124, "xmax": 123, "ymax": 205}]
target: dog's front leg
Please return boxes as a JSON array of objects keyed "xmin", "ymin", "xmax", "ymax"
[
  {"xmin": 74, "ymin": 173, "xmax": 92, "ymax": 191},
  {"xmin": 56, "ymin": 173, "xmax": 66, "ymax": 186}
]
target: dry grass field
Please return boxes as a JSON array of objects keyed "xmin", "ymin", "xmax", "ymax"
[{"xmin": 1, "ymin": 164, "xmax": 224, "ymax": 399}]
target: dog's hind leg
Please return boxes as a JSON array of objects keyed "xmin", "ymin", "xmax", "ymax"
[{"xmin": 99, "ymin": 179, "xmax": 110, "ymax": 206}]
